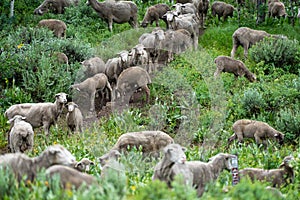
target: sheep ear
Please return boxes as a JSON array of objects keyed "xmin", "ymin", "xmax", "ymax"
[
  {"xmin": 90, "ymin": 161, "xmax": 95, "ymax": 166},
  {"xmin": 74, "ymin": 103, "xmax": 79, "ymax": 108},
  {"xmin": 75, "ymin": 162, "xmax": 82, "ymax": 168},
  {"xmin": 55, "ymin": 93, "xmax": 60, "ymax": 98}
]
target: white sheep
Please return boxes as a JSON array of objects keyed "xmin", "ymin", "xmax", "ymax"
[
  {"xmin": 239, "ymin": 155, "xmax": 294, "ymax": 188},
  {"xmin": 0, "ymin": 144, "xmax": 76, "ymax": 182},
  {"xmin": 152, "ymin": 143, "xmax": 193, "ymax": 187},
  {"xmin": 81, "ymin": 56, "xmax": 106, "ymax": 78},
  {"xmin": 74, "ymin": 158, "xmax": 95, "ymax": 172},
  {"xmin": 46, "ymin": 165, "xmax": 97, "ymax": 189},
  {"xmin": 4, "ymin": 92, "xmax": 68, "ymax": 136},
  {"xmin": 99, "ymin": 150, "xmax": 125, "ymax": 179},
  {"xmin": 71, "ymin": 73, "xmax": 112, "ymax": 113},
  {"xmin": 66, "ymin": 102, "xmax": 83, "ymax": 134},
  {"xmin": 172, "ymin": 3, "xmax": 197, "ymax": 16},
  {"xmin": 130, "ymin": 44, "xmax": 150, "ymax": 72},
  {"xmin": 228, "ymin": 119, "xmax": 285, "ymax": 146},
  {"xmin": 8, "ymin": 115, "xmax": 34, "ymax": 153},
  {"xmin": 186, "ymin": 153, "xmax": 236, "ymax": 197}
]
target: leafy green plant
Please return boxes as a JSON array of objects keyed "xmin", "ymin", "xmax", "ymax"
[{"xmin": 241, "ymin": 88, "xmax": 266, "ymax": 116}]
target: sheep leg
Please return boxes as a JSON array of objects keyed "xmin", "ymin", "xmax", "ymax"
[
  {"xmin": 108, "ymin": 18, "xmax": 113, "ymax": 32},
  {"xmin": 243, "ymin": 44, "xmax": 249, "ymax": 58},
  {"xmin": 43, "ymin": 122, "xmax": 51, "ymax": 136},
  {"xmin": 231, "ymin": 41, "xmax": 238, "ymax": 58},
  {"xmin": 142, "ymin": 85, "xmax": 150, "ymax": 103},
  {"xmin": 227, "ymin": 133, "xmax": 236, "ymax": 145},
  {"xmin": 90, "ymin": 92, "xmax": 96, "ymax": 112},
  {"xmin": 254, "ymin": 132, "xmax": 263, "ymax": 146}
]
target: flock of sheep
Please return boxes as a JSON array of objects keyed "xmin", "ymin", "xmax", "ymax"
[{"xmin": 1, "ymin": 0, "xmax": 298, "ymax": 197}]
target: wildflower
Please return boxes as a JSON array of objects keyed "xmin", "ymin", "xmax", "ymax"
[
  {"xmin": 45, "ymin": 181, "xmax": 49, "ymax": 187},
  {"xmin": 53, "ymin": 141, "xmax": 57, "ymax": 145},
  {"xmin": 26, "ymin": 180, "xmax": 31, "ymax": 185},
  {"xmin": 130, "ymin": 185, "xmax": 136, "ymax": 192},
  {"xmin": 17, "ymin": 43, "xmax": 24, "ymax": 49}
]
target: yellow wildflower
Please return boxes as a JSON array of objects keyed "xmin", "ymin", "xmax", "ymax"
[
  {"xmin": 17, "ymin": 43, "xmax": 24, "ymax": 49},
  {"xmin": 45, "ymin": 181, "xmax": 49, "ymax": 187},
  {"xmin": 130, "ymin": 185, "xmax": 136, "ymax": 192}
]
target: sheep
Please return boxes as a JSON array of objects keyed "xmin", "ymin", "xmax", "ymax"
[
  {"xmin": 38, "ymin": 19, "xmax": 67, "ymax": 38},
  {"xmin": 8, "ymin": 115, "xmax": 34, "ymax": 153},
  {"xmin": 214, "ymin": 56, "xmax": 256, "ymax": 82},
  {"xmin": 51, "ymin": 52, "xmax": 69, "ymax": 65},
  {"xmin": 228, "ymin": 119, "xmax": 285, "ymax": 146},
  {"xmin": 152, "ymin": 143, "xmax": 193, "ymax": 187},
  {"xmin": 114, "ymin": 66, "xmax": 151, "ymax": 104},
  {"xmin": 98, "ymin": 150, "xmax": 125, "ymax": 178},
  {"xmin": 230, "ymin": 27, "xmax": 286, "ymax": 58},
  {"xmin": 66, "ymin": 102, "xmax": 83, "ymax": 134},
  {"xmin": 46, "ymin": 165, "xmax": 97, "ymax": 189},
  {"xmin": 34, "ymin": 0, "xmax": 79, "ymax": 15},
  {"xmin": 130, "ymin": 44, "xmax": 150, "ymax": 72},
  {"xmin": 141, "ymin": 3, "xmax": 170, "ymax": 28},
  {"xmin": 4, "ymin": 92, "xmax": 68, "ymax": 136},
  {"xmin": 0, "ymin": 144, "xmax": 76, "ymax": 182},
  {"xmin": 239, "ymin": 155, "xmax": 295, "ymax": 188},
  {"xmin": 87, "ymin": 0, "xmax": 138, "ymax": 32},
  {"xmin": 185, "ymin": 153, "xmax": 236, "ymax": 197},
  {"xmin": 71, "ymin": 73, "xmax": 112, "ymax": 113},
  {"xmin": 101, "ymin": 131, "xmax": 174, "ymax": 161},
  {"xmin": 268, "ymin": 0, "xmax": 286, "ymax": 18},
  {"xmin": 81, "ymin": 56, "xmax": 106, "ymax": 78},
  {"xmin": 74, "ymin": 158, "xmax": 95, "ymax": 172},
  {"xmin": 211, "ymin": 1, "xmax": 235, "ymax": 21},
  {"xmin": 194, "ymin": 0, "xmax": 210, "ymax": 27},
  {"xmin": 172, "ymin": 3, "xmax": 197, "ymax": 16}
]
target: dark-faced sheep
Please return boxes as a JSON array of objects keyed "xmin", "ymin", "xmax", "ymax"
[
  {"xmin": 71, "ymin": 73, "xmax": 112, "ymax": 113},
  {"xmin": 186, "ymin": 153, "xmax": 236, "ymax": 197},
  {"xmin": 34, "ymin": 0, "xmax": 79, "ymax": 15},
  {"xmin": 0, "ymin": 144, "xmax": 76, "ymax": 182},
  {"xmin": 38, "ymin": 19, "xmax": 67, "ymax": 38},
  {"xmin": 211, "ymin": 1, "xmax": 235, "ymax": 21},
  {"xmin": 152, "ymin": 143, "xmax": 193, "ymax": 187},
  {"xmin": 141, "ymin": 3, "xmax": 170, "ymax": 28},
  {"xmin": 81, "ymin": 57, "xmax": 106, "ymax": 78},
  {"xmin": 268, "ymin": 0, "xmax": 286, "ymax": 18},
  {"xmin": 74, "ymin": 158, "xmax": 95, "ymax": 172},
  {"xmin": 228, "ymin": 119, "xmax": 285, "ymax": 146},
  {"xmin": 46, "ymin": 165, "xmax": 97, "ymax": 189},
  {"xmin": 239, "ymin": 155, "xmax": 294, "ymax": 188},
  {"xmin": 230, "ymin": 27, "xmax": 286, "ymax": 58},
  {"xmin": 87, "ymin": 0, "xmax": 138, "ymax": 32},
  {"xmin": 66, "ymin": 102, "xmax": 83, "ymax": 134},
  {"xmin": 4, "ymin": 92, "xmax": 68, "ymax": 136},
  {"xmin": 214, "ymin": 56, "xmax": 256, "ymax": 82},
  {"xmin": 8, "ymin": 115, "xmax": 34, "ymax": 153},
  {"xmin": 114, "ymin": 66, "xmax": 151, "ymax": 104}
]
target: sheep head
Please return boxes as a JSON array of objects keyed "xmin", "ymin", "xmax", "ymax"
[
  {"xmin": 163, "ymin": 143, "xmax": 187, "ymax": 164},
  {"xmin": 274, "ymin": 131, "xmax": 284, "ymax": 145},
  {"xmin": 45, "ymin": 144, "xmax": 77, "ymax": 167},
  {"xmin": 74, "ymin": 158, "xmax": 95, "ymax": 172},
  {"xmin": 208, "ymin": 153, "xmax": 237, "ymax": 171},
  {"xmin": 55, "ymin": 92, "xmax": 68, "ymax": 104},
  {"xmin": 7, "ymin": 115, "xmax": 26, "ymax": 124},
  {"xmin": 67, "ymin": 102, "xmax": 78, "ymax": 112},
  {"xmin": 99, "ymin": 150, "xmax": 121, "ymax": 167}
]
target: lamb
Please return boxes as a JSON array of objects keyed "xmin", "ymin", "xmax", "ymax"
[
  {"xmin": 211, "ymin": 1, "xmax": 235, "ymax": 21},
  {"xmin": 152, "ymin": 143, "xmax": 193, "ymax": 187},
  {"xmin": 228, "ymin": 119, "xmax": 285, "ymax": 146},
  {"xmin": 4, "ymin": 92, "xmax": 68, "ymax": 136},
  {"xmin": 74, "ymin": 158, "xmax": 95, "ymax": 172},
  {"xmin": 46, "ymin": 165, "xmax": 97, "ymax": 189},
  {"xmin": 268, "ymin": 0, "xmax": 286, "ymax": 18},
  {"xmin": 214, "ymin": 56, "xmax": 256, "ymax": 82},
  {"xmin": 101, "ymin": 131, "xmax": 174, "ymax": 159},
  {"xmin": 141, "ymin": 3, "xmax": 170, "ymax": 28},
  {"xmin": 38, "ymin": 19, "xmax": 67, "ymax": 38},
  {"xmin": 8, "ymin": 115, "xmax": 34, "ymax": 153},
  {"xmin": 130, "ymin": 44, "xmax": 150, "ymax": 72},
  {"xmin": 0, "ymin": 144, "xmax": 76, "ymax": 182},
  {"xmin": 114, "ymin": 66, "xmax": 151, "ymax": 104},
  {"xmin": 71, "ymin": 73, "xmax": 112, "ymax": 112},
  {"xmin": 34, "ymin": 0, "xmax": 79, "ymax": 15},
  {"xmin": 87, "ymin": 0, "xmax": 138, "ymax": 32},
  {"xmin": 81, "ymin": 56, "xmax": 106, "ymax": 78},
  {"xmin": 230, "ymin": 27, "xmax": 286, "ymax": 58},
  {"xmin": 66, "ymin": 102, "xmax": 83, "ymax": 134},
  {"xmin": 186, "ymin": 153, "xmax": 236, "ymax": 197},
  {"xmin": 239, "ymin": 155, "xmax": 294, "ymax": 187}
]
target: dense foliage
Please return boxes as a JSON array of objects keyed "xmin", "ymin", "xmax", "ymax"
[{"xmin": 0, "ymin": 0, "xmax": 300, "ymax": 199}]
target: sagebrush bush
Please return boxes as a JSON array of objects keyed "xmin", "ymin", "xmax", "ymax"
[
  {"xmin": 241, "ymin": 88, "xmax": 266, "ymax": 116},
  {"xmin": 249, "ymin": 37, "xmax": 300, "ymax": 73}
]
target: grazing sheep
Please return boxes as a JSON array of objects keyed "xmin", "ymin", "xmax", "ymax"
[
  {"xmin": 8, "ymin": 115, "xmax": 34, "ymax": 153},
  {"xmin": 66, "ymin": 102, "xmax": 83, "ymax": 134},
  {"xmin": 74, "ymin": 158, "xmax": 95, "ymax": 172},
  {"xmin": 230, "ymin": 27, "xmax": 286, "ymax": 58},
  {"xmin": 71, "ymin": 73, "xmax": 112, "ymax": 112},
  {"xmin": 141, "ymin": 3, "xmax": 170, "ymax": 28},
  {"xmin": 114, "ymin": 66, "xmax": 151, "ymax": 104},
  {"xmin": 173, "ymin": 3, "xmax": 197, "ymax": 16},
  {"xmin": 98, "ymin": 150, "xmax": 125, "ymax": 178},
  {"xmin": 81, "ymin": 57, "xmax": 106, "ymax": 78},
  {"xmin": 152, "ymin": 143, "xmax": 193, "ymax": 187},
  {"xmin": 0, "ymin": 144, "xmax": 76, "ymax": 182},
  {"xmin": 186, "ymin": 153, "xmax": 236, "ymax": 197},
  {"xmin": 34, "ymin": 0, "xmax": 79, "ymax": 15},
  {"xmin": 102, "ymin": 131, "xmax": 174, "ymax": 158},
  {"xmin": 228, "ymin": 119, "xmax": 285, "ymax": 146},
  {"xmin": 211, "ymin": 1, "xmax": 235, "ymax": 21},
  {"xmin": 46, "ymin": 165, "xmax": 97, "ymax": 189},
  {"xmin": 51, "ymin": 52, "xmax": 69, "ymax": 65},
  {"xmin": 239, "ymin": 155, "xmax": 294, "ymax": 187},
  {"xmin": 214, "ymin": 56, "xmax": 256, "ymax": 82},
  {"xmin": 268, "ymin": 0, "xmax": 286, "ymax": 18},
  {"xmin": 4, "ymin": 92, "xmax": 68, "ymax": 136},
  {"xmin": 130, "ymin": 44, "xmax": 150, "ymax": 72},
  {"xmin": 38, "ymin": 19, "xmax": 67, "ymax": 38},
  {"xmin": 87, "ymin": 0, "xmax": 138, "ymax": 32}
]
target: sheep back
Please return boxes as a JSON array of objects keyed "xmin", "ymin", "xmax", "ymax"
[
  {"xmin": 141, "ymin": 4, "xmax": 170, "ymax": 27},
  {"xmin": 268, "ymin": 0, "xmax": 286, "ymax": 18},
  {"xmin": 211, "ymin": 1, "xmax": 235, "ymax": 20},
  {"xmin": 81, "ymin": 57, "xmax": 106, "ymax": 78},
  {"xmin": 38, "ymin": 19, "xmax": 67, "ymax": 38}
]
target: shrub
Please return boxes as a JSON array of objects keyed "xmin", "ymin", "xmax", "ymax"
[
  {"xmin": 241, "ymin": 88, "xmax": 266, "ymax": 116},
  {"xmin": 249, "ymin": 37, "xmax": 300, "ymax": 73}
]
